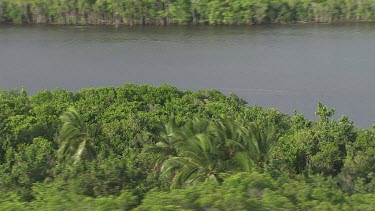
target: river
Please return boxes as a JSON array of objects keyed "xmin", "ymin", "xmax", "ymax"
[{"xmin": 0, "ymin": 24, "xmax": 374, "ymax": 127}]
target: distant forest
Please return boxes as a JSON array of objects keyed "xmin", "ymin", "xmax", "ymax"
[{"xmin": 1, "ymin": 0, "xmax": 375, "ymax": 25}]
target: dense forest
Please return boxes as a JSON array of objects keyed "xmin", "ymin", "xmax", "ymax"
[
  {"xmin": 1, "ymin": 0, "xmax": 375, "ymax": 25},
  {"xmin": 0, "ymin": 84, "xmax": 375, "ymax": 210}
]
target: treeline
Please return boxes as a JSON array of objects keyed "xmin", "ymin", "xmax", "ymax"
[
  {"xmin": 1, "ymin": 0, "xmax": 375, "ymax": 25},
  {"xmin": 1, "ymin": 84, "xmax": 375, "ymax": 210}
]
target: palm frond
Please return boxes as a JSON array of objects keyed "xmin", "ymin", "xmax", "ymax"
[{"xmin": 57, "ymin": 107, "xmax": 96, "ymax": 164}]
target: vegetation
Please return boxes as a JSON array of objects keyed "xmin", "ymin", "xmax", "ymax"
[
  {"xmin": 1, "ymin": 84, "xmax": 375, "ymax": 210},
  {"xmin": 1, "ymin": 0, "xmax": 375, "ymax": 25}
]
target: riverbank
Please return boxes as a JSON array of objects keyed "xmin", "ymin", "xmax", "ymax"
[{"xmin": 2, "ymin": 0, "xmax": 375, "ymax": 26}]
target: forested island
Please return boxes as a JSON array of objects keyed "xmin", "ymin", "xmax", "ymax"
[
  {"xmin": 1, "ymin": 0, "xmax": 375, "ymax": 25},
  {"xmin": 0, "ymin": 84, "xmax": 375, "ymax": 210}
]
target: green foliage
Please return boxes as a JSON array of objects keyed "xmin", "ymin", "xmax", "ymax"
[
  {"xmin": 137, "ymin": 172, "xmax": 352, "ymax": 210},
  {"xmin": 338, "ymin": 128, "xmax": 375, "ymax": 194},
  {"xmin": 271, "ymin": 102, "xmax": 356, "ymax": 176},
  {"xmin": 30, "ymin": 182, "xmax": 138, "ymax": 210},
  {"xmin": 0, "ymin": 137, "xmax": 55, "ymax": 201},
  {"xmin": 0, "ymin": 84, "xmax": 374, "ymax": 209}
]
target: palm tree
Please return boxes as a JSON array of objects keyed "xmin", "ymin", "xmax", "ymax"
[
  {"xmin": 143, "ymin": 121, "xmax": 183, "ymax": 174},
  {"xmin": 159, "ymin": 117, "xmax": 278, "ymax": 188},
  {"xmin": 161, "ymin": 129, "xmax": 223, "ymax": 188},
  {"xmin": 210, "ymin": 117, "xmax": 249, "ymax": 159},
  {"xmin": 57, "ymin": 107, "xmax": 96, "ymax": 164},
  {"xmin": 242, "ymin": 122, "xmax": 278, "ymax": 168},
  {"xmin": 208, "ymin": 117, "xmax": 256, "ymax": 174},
  {"xmin": 160, "ymin": 117, "xmax": 247, "ymax": 188}
]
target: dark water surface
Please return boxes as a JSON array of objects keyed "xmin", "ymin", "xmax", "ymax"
[{"xmin": 1, "ymin": 24, "xmax": 374, "ymax": 127}]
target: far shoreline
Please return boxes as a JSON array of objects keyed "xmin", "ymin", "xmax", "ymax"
[
  {"xmin": 2, "ymin": 20, "xmax": 375, "ymax": 26},
  {"xmin": 2, "ymin": 21, "xmax": 375, "ymax": 28}
]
